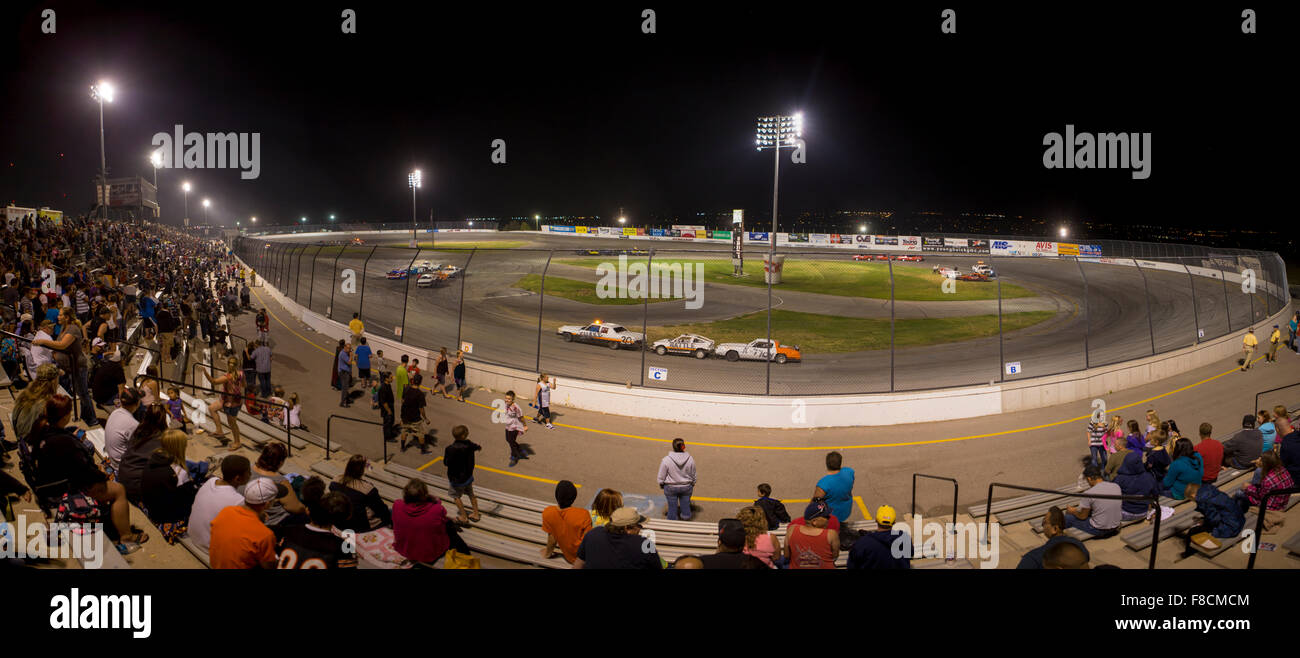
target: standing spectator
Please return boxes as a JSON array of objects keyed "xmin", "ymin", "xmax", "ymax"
[
  {"xmin": 33, "ymin": 308, "xmax": 96, "ymax": 426},
  {"xmin": 1267, "ymin": 325, "xmax": 1282, "ymax": 363},
  {"xmin": 1063, "ymin": 465, "xmax": 1123, "ymax": 537},
  {"xmin": 814, "ymin": 451, "xmax": 855, "ymax": 524},
  {"xmin": 1162, "ymin": 438, "xmax": 1204, "ymax": 500},
  {"xmin": 1235, "ymin": 452, "xmax": 1295, "ymax": 515},
  {"xmin": 330, "ymin": 339, "xmax": 344, "ymax": 390},
  {"xmin": 502, "ymin": 390, "xmax": 528, "ymax": 467},
  {"xmin": 532, "ymin": 373, "xmax": 556, "ymax": 428},
  {"xmin": 348, "ymin": 312, "xmax": 364, "ymax": 347},
  {"xmin": 1086, "ymin": 418, "xmax": 1107, "ymax": 468},
  {"xmin": 378, "ymin": 371, "xmax": 396, "ymax": 444},
  {"xmin": 208, "ymin": 356, "xmax": 245, "ymax": 450},
  {"xmin": 541, "ymin": 480, "xmax": 592, "ymax": 564},
  {"xmin": 1289, "ymin": 311, "xmax": 1298, "ymax": 353},
  {"xmin": 590, "ymin": 489, "xmax": 623, "ymax": 528},
  {"xmin": 737, "ymin": 505, "xmax": 782, "ymax": 568},
  {"xmin": 1223, "ymin": 414, "xmax": 1264, "ymax": 469},
  {"xmin": 208, "ymin": 478, "xmax": 283, "ymax": 569},
  {"xmin": 394, "ymin": 354, "xmax": 410, "ymax": 401},
  {"xmin": 657, "ymin": 438, "xmax": 696, "ymax": 520},
  {"xmin": 1241, "ymin": 328, "xmax": 1257, "ymax": 371},
  {"xmin": 400, "ymin": 374, "xmax": 431, "ymax": 454},
  {"xmin": 393, "ymin": 479, "xmax": 463, "ymax": 567},
  {"xmin": 354, "ymin": 337, "xmax": 372, "ymax": 382},
  {"xmin": 785, "ymin": 501, "xmax": 839, "ymax": 569},
  {"xmin": 188, "ymin": 455, "xmax": 252, "ymax": 553},
  {"xmin": 251, "ymin": 339, "xmax": 273, "ymax": 398},
  {"xmin": 255, "ymin": 308, "xmax": 269, "ymax": 342},
  {"xmin": 435, "ymin": 347, "xmax": 452, "ymax": 399},
  {"xmin": 329, "ymin": 454, "xmax": 392, "ymax": 534},
  {"xmin": 848, "ymin": 505, "xmax": 912, "ymax": 569},
  {"xmin": 337, "ymin": 342, "xmax": 353, "ymax": 407},
  {"xmin": 753, "ymin": 482, "xmax": 791, "ymax": 530},
  {"xmin": 1016, "ymin": 507, "xmax": 1090, "ymax": 569},
  {"xmin": 573, "ymin": 507, "xmax": 661, "ymax": 570},
  {"xmin": 444, "ymin": 425, "xmax": 482, "ymax": 523},
  {"xmin": 1194, "ymin": 422, "xmax": 1224, "ymax": 484},
  {"xmin": 1179, "ymin": 482, "xmax": 1245, "ymax": 559},
  {"xmin": 1112, "ymin": 451, "xmax": 1159, "ymax": 521},
  {"xmin": 452, "ymin": 350, "xmax": 467, "ymax": 402}
]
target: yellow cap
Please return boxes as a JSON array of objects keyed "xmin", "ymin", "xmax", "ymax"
[{"xmin": 875, "ymin": 505, "xmax": 897, "ymax": 526}]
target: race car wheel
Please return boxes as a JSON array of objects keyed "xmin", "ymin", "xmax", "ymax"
[
  {"xmin": 725, "ymin": 350, "xmax": 739, "ymax": 362},
  {"xmin": 693, "ymin": 349, "xmax": 707, "ymax": 359},
  {"xmin": 562, "ymin": 333, "xmax": 574, "ymax": 342},
  {"xmin": 655, "ymin": 345, "xmax": 667, "ymax": 356},
  {"xmin": 775, "ymin": 353, "xmax": 787, "ymax": 364},
  {"xmin": 608, "ymin": 340, "xmax": 622, "ymax": 350}
]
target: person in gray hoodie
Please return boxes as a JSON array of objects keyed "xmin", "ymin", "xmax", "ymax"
[{"xmin": 657, "ymin": 438, "xmax": 697, "ymax": 521}]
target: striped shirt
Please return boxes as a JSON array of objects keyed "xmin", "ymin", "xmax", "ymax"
[{"xmin": 1088, "ymin": 422, "xmax": 1107, "ymax": 447}]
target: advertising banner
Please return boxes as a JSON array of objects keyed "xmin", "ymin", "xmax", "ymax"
[
  {"xmin": 922, "ymin": 236, "xmax": 944, "ymax": 250},
  {"xmin": 672, "ymin": 225, "xmax": 706, "ymax": 232},
  {"xmin": 875, "ymin": 236, "xmax": 899, "ymax": 246},
  {"xmin": 809, "ymin": 233, "xmax": 829, "ymax": 245},
  {"xmin": 668, "ymin": 229, "xmax": 681, "ymax": 237},
  {"xmin": 547, "ymin": 225, "xmax": 575, "ymax": 233},
  {"xmin": 925, "ymin": 237, "xmax": 991, "ymax": 254},
  {"xmin": 680, "ymin": 230, "xmax": 696, "ymax": 238},
  {"xmin": 1079, "ymin": 244, "xmax": 1102, "ymax": 257},
  {"xmin": 650, "ymin": 228, "xmax": 665, "ymax": 237},
  {"xmin": 711, "ymin": 230, "xmax": 732, "ymax": 240},
  {"xmin": 1056, "ymin": 242, "xmax": 1079, "ymax": 256},
  {"xmin": 636, "ymin": 227, "xmax": 646, "ymax": 236},
  {"xmin": 576, "ymin": 226, "xmax": 589, "ymax": 234},
  {"xmin": 1032, "ymin": 241, "xmax": 1058, "ymax": 257},
  {"xmin": 622, "ymin": 227, "xmax": 636, "ymax": 236},
  {"xmin": 900, "ymin": 236, "xmax": 922, "ymax": 252},
  {"xmin": 748, "ymin": 232, "xmax": 770, "ymax": 243},
  {"xmin": 786, "ymin": 233, "xmax": 808, "ymax": 243}
]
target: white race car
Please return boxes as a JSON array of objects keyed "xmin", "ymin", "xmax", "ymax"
[
  {"xmin": 714, "ymin": 339, "xmax": 802, "ymax": 364},
  {"xmin": 651, "ymin": 333, "xmax": 716, "ymax": 359},
  {"xmin": 933, "ymin": 266, "xmax": 959, "ymax": 279},
  {"xmin": 416, "ymin": 272, "xmax": 448, "ymax": 288},
  {"xmin": 557, "ymin": 320, "xmax": 644, "ymax": 350}
]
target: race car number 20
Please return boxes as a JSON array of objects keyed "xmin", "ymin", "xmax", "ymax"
[{"xmin": 648, "ymin": 367, "xmax": 668, "ymax": 382}]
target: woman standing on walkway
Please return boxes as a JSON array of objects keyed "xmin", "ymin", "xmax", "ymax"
[
  {"xmin": 657, "ymin": 438, "xmax": 696, "ymax": 521},
  {"xmin": 503, "ymin": 390, "xmax": 528, "ymax": 467},
  {"xmin": 533, "ymin": 373, "xmax": 556, "ymax": 429},
  {"xmin": 208, "ymin": 356, "xmax": 245, "ymax": 451}
]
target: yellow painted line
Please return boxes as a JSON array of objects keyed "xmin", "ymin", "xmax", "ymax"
[
  {"xmin": 855, "ymin": 496, "xmax": 873, "ymax": 521},
  {"xmin": 694, "ymin": 496, "xmax": 811, "ymax": 504},
  {"xmin": 416, "ymin": 456, "xmax": 442, "ymax": 471},
  {"xmin": 472, "ymin": 464, "xmax": 581, "ymax": 487},
  {"xmin": 251, "ymin": 288, "xmax": 335, "ymax": 355}
]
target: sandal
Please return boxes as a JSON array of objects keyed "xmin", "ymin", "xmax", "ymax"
[
  {"xmin": 468, "ymin": 512, "xmax": 481, "ymax": 522},
  {"xmin": 122, "ymin": 531, "xmax": 151, "ymax": 545}
]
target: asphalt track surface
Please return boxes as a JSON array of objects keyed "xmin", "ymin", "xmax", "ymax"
[{"xmin": 251, "ymin": 232, "xmax": 1281, "ymax": 396}]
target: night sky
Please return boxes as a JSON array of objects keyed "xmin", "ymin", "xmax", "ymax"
[{"xmin": 0, "ymin": 2, "xmax": 1289, "ymax": 229}]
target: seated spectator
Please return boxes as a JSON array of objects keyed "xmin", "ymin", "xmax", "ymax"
[
  {"xmin": 1043, "ymin": 541, "xmax": 1090, "ymax": 569},
  {"xmin": 189, "ymin": 455, "xmax": 252, "ymax": 553},
  {"xmin": 28, "ymin": 395, "xmax": 100, "ymax": 501},
  {"xmin": 1180, "ymin": 482, "xmax": 1246, "ymax": 558},
  {"xmin": 90, "ymin": 347, "xmax": 126, "ymax": 408},
  {"xmin": 53, "ymin": 467, "xmax": 149, "ymax": 554},
  {"xmin": 329, "ymin": 454, "xmax": 392, "ymax": 534},
  {"xmin": 115, "ymin": 403, "xmax": 170, "ymax": 503},
  {"xmin": 574, "ymin": 507, "xmax": 661, "ymax": 570},
  {"xmin": 848, "ymin": 505, "xmax": 912, "ymax": 569},
  {"xmin": 1016, "ymin": 507, "xmax": 1090, "ymax": 569},
  {"xmin": 209, "ymin": 478, "xmax": 284, "ymax": 569},
  {"xmin": 393, "ymin": 478, "xmax": 465, "ymax": 567},
  {"xmin": 814, "ymin": 451, "xmax": 855, "ymax": 524},
  {"xmin": 1104, "ymin": 441, "xmax": 1132, "ymax": 482},
  {"xmin": 672, "ymin": 556, "xmax": 703, "ymax": 569},
  {"xmin": 1194, "ymin": 423, "xmax": 1223, "ymax": 484},
  {"xmin": 737, "ymin": 505, "xmax": 782, "ymax": 568},
  {"xmin": 164, "ymin": 386, "xmax": 191, "ymax": 434},
  {"xmin": 785, "ymin": 501, "xmax": 839, "ymax": 569},
  {"xmin": 1235, "ymin": 452, "xmax": 1295, "ymax": 515},
  {"xmin": 753, "ymin": 482, "xmax": 790, "ymax": 530},
  {"xmin": 277, "ymin": 481, "xmax": 358, "ymax": 569},
  {"xmin": 1063, "ymin": 465, "xmax": 1122, "ymax": 537},
  {"xmin": 140, "ymin": 444, "xmax": 201, "ymax": 544},
  {"xmin": 1144, "ymin": 429, "xmax": 1172, "ymax": 481},
  {"xmin": 10, "ymin": 363, "xmax": 60, "ymax": 442},
  {"xmin": 1162, "ymin": 438, "xmax": 1204, "ymax": 500},
  {"xmin": 1222, "ymin": 414, "xmax": 1264, "ymax": 470},
  {"xmin": 696, "ymin": 518, "xmax": 767, "ymax": 569},
  {"xmin": 1112, "ymin": 451, "xmax": 1159, "ymax": 521},
  {"xmin": 160, "ymin": 428, "xmax": 208, "ymax": 484},
  {"xmin": 590, "ymin": 488, "xmax": 622, "ymax": 528},
  {"xmin": 541, "ymin": 480, "xmax": 591, "ymax": 564},
  {"xmin": 1259, "ymin": 410, "xmax": 1278, "ymax": 453},
  {"xmin": 250, "ymin": 442, "xmax": 308, "ymax": 530},
  {"xmin": 1279, "ymin": 418, "xmax": 1300, "ymax": 487}
]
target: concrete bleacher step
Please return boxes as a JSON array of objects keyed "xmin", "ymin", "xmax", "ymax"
[
  {"xmin": 177, "ymin": 390, "xmax": 309, "ymax": 452},
  {"xmin": 179, "ymin": 536, "xmax": 212, "ymax": 568},
  {"xmin": 1120, "ymin": 484, "xmax": 1247, "ymax": 551},
  {"xmin": 968, "ymin": 483, "xmax": 1085, "ymax": 518},
  {"xmin": 1283, "ymin": 530, "xmax": 1300, "ymax": 557}
]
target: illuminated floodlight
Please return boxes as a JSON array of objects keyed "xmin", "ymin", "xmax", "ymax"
[
  {"xmin": 182, "ymin": 181, "xmax": 191, "ymax": 192},
  {"xmin": 202, "ymin": 198, "xmax": 211, "ymax": 208},
  {"xmin": 150, "ymin": 150, "xmax": 163, "ymax": 168},
  {"xmin": 1059, "ymin": 226, "xmax": 1068, "ymax": 238},
  {"xmin": 90, "ymin": 81, "xmax": 115, "ymax": 103},
  {"xmin": 409, "ymin": 169, "xmax": 422, "ymax": 189}
]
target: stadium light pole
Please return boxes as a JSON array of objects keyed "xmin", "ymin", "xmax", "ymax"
[
  {"xmin": 90, "ymin": 81, "xmax": 115, "ymax": 222},
  {"xmin": 408, "ymin": 169, "xmax": 422, "ymax": 248},
  {"xmin": 202, "ymin": 198, "xmax": 210, "ymax": 225},
  {"xmin": 755, "ymin": 112, "xmax": 803, "ymax": 393},
  {"xmin": 534, "ymin": 214, "xmax": 540, "ymax": 231},
  {"xmin": 182, "ymin": 182, "xmax": 191, "ymax": 228},
  {"xmin": 149, "ymin": 150, "xmax": 163, "ymax": 188},
  {"xmin": 1059, "ymin": 226, "xmax": 1069, "ymax": 239}
]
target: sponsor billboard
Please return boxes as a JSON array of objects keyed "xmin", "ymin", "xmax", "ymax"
[
  {"xmin": 636, "ymin": 227, "xmax": 646, "ymax": 236},
  {"xmin": 1057, "ymin": 242, "xmax": 1079, "ymax": 256},
  {"xmin": 748, "ymin": 231, "xmax": 770, "ymax": 242},
  {"xmin": 680, "ymin": 230, "xmax": 696, "ymax": 238},
  {"xmin": 668, "ymin": 229, "xmax": 681, "ymax": 237},
  {"xmin": 575, "ymin": 226, "xmax": 589, "ymax": 234},
  {"xmin": 672, "ymin": 225, "xmax": 706, "ymax": 232},
  {"xmin": 710, "ymin": 229, "xmax": 732, "ymax": 240},
  {"xmin": 622, "ymin": 227, "xmax": 636, "ymax": 236},
  {"xmin": 925, "ymin": 237, "xmax": 991, "ymax": 254},
  {"xmin": 650, "ymin": 228, "xmax": 665, "ymax": 237},
  {"xmin": 1079, "ymin": 244, "xmax": 1102, "ymax": 257},
  {"xmin": 597, "ymin": 226, "xmax": 613, "ymax": 235},
  {"xmin": 1032, "ymin": 241, "xmax": 1058, "ymax": 257},
  {"xmin": 875, "ymin": 236, "xmax": 899, "ymax": 246},
  {"xmin": 786, "ymin": 233, "xmax": 808, "ymax": 243},
  {"xmin": 809, "ymin": 233, "xmax": 829, "ymax": 245},
  {"xmin": 547, "ymin": 225, "xmax": 575, "ymax": 233}
]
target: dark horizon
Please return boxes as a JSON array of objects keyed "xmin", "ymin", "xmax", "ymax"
[{"xmin": 1, "ymin": 3, "xmax": 1288, "ymax": 233}]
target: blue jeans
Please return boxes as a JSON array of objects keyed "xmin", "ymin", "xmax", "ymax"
[
  {"xmin": 1089, "ymin": 446, "xmax": 1107, "ymax": 469},
  {"xmin": 186, "ymin": 459, "xmax": 209, "ymax": 482},
  {"xmin": 257, "ymin": 372, "xmax": 272, "ymax": 398},
  {"xmin": 664, "ymin": 484, "xmax": 693, "ymax": 521},
  {"xmin": 65, "ymin": 367, "xmax": 97, "ymax": 426},
  {"xmin": 338, "ymin": 369, "xmax": 351, "ymax": 405},
  {"xmin": 1064, "ymin": 513, "xmax": 1110, "ymax": 536}
]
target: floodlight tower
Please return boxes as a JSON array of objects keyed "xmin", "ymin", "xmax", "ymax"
[
  {"xmin": 182, "ymin": 182, "xmax": 192, "ymax": 228},
  {"xmin": 409, "ymin": 169, "xmax": 422, "ymax": 248},
  {"xmin": 754, "ymin": 112, "xmax": 802, "ymax": 389},
  {"xmin": 90, "ymin": 81, "xmax": 116, "ymax": 221}
]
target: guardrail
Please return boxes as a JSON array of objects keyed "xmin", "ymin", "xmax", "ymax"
[
  {"xmin": 911, "ymin": 473, "xmax": 959, "ymax": 531},
  {"xmin": 982, "ymin": 482, "xmax": 1164, "ymax": 569},
  {"xmin": 326, "ymin": 414, "xmax": 387, "ymax": 463},
  {"xmin": 1255, "ymin": 382, "xmax": 1300, "ymax": 419}
]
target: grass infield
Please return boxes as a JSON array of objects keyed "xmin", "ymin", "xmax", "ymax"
[{"xmin": 513, "ymin": 274, "xmax": 674, "ymax": 305}]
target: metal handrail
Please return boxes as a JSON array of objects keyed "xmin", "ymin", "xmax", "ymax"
[
  {"xmin": 326, "ymin": 414, "xmax": 386, "ymax": 463},
  {"xmin": 911, "ymin": 473, "xmax": 959, "ymax": 531},
  {"xmin": 983, "ymin": 481, "xmax": 1163, "ymax": 569},
  {"xmin": 135, "ymin": 370, "xmax": 295, "ymax": 457},
  {"xmin": 1254, "ymin": 382, "xmax": 1300, "ymax": 419},
  {"xmin": 1245, "ymin": 484, "xmax": 1300, "ymax": 569},
  {"xmin": 2, "ymin": 329, "xmax": 87, "ymax": 422}
]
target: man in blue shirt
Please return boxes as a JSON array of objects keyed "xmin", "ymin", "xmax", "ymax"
[
  {"xmin": 814, "ymin": 451, "xmax": 855, "ymax": 524},
  {"xmin": 354, "ymin": 337, "xmax": 373, "ymax": 381},
  {"xmin": 337, "ymin": 343, "xmax": 353, "ymax": 407}
]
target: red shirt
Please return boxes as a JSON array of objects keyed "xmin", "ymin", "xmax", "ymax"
[
  {"xmin": 787, "ymin": 525, "xmax": 836, "ymax": 569},
  {"xmin": 1195, "ymin": 438, "xmax": 1224, "ymax": 482},
  {"xmin": 209, "ymin": 505, "xmax": 277, "ymax": 569}
]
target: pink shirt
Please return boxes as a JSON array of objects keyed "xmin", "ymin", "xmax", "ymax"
[{"xmin": 744, "ymin": 533, "xmax": 779, "ymax": 568}]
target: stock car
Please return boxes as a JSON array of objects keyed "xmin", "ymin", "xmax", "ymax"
[
  {"xmin": 386, "ymin": 267, "xmax": 414, "ymax": 280},
  {"xmin": 714, "ymin": 338, "xmax": 802, "ymax": 364},
  {"xmin": 955, "ymin": 272, "xmax": 991, "ymax": 282},
  {"xmin": 896, "ymin": 254, "xmax": 924, "ymax": 262},
  {"xmin": 651, "ymin": 333, "xmax": 716, "ymax": 359},
  {"xmin": 416, "ymin": 271, "xmax": 448, "ymax": 287},
  {"xmin": 972, "ymin": 262, "xmax": 996, "ymax": 277},
  {"xmin": 933, "ymin": 266, "xmax": 959, "ymax": 279},
  {"xmin": 852, "ymin": 254, "xmax": 873, "ymax": 261},
  {"xmin": 556, "ymin": 320, "xmax": 645, "ymax": 350},
  {"xmin": 350, "ymin": 237, "xmax": 365, "ymax": 245}
]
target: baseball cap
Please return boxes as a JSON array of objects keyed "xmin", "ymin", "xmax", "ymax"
[
  {"xmin": 804, "ymin": 500, "xmax": 830, "ymax": 521},
  {"xmin": 244, "ymin": 478, "xmax": 287, "ymax": 505},
  {"xmin": 717, "ymin": 518, "xmax": 746, "ymax": 549},
  {"xmin": 609, "ymin": 506, "xmax": 647, "ymax": 528},
  {"xmin": 875, "ymin": 505, "xmax": 897, "ymax": 526}
]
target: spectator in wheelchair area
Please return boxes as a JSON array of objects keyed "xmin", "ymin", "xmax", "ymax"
[
  {"xmin": 1062, "ymin": 465, "xmax": 1122, "ymax": 537},
  {"xmin": 1017, "ymin": 506, "xmax": 1090, "ymax": 569}
]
